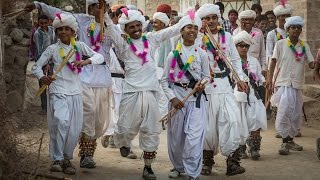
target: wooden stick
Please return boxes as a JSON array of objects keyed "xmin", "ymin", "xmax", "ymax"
[
  {"xmin": 2, "ymin": 9, "xmax": 25, "ymax": 17},
  {"xmin": 205, "ymin": 26, "xmax": 241, "ymax": 83},
  {"xmin": 100, "ymin": 3, "xmax": 104, "ymax": 42},
  {"xmin": 159, "ymin": 80, "xmax": 208, "ymax": 123},
  {"xmin": 28, "ymin": 133, "xmax": 45, "ymax": 179},
  {"xmin": 35, "ymin": 49, "xmax": 75, "ymax": 96}
]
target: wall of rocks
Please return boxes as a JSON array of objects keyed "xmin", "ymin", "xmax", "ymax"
[{"xmin": 2, "ymin": 14, "xmax": 32, "ymax": 112}]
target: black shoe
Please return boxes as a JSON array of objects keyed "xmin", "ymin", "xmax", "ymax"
[
  {"xmin": 120, "ymin": 146, "xmax": 130, "ymax": 157},
  {"xmin": 142, "ymin": 166, "xmax": 156, "ymax": 180},
  {"xmin": 80, "ymin": 155, "xmax": 96, "ymax": 168}
]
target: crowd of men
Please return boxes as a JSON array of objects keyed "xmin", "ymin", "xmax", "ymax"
[{"xmin": 25, "ymin": 0, "xmax": 320, "ymax": 179}]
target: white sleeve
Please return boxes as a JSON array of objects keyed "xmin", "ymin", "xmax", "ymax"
[
  {"xmin": 79, "ymin": 42, "xmax": 104, "ymax": 65},
  {"xmin": 160, "ymin": 52, "xmax": 176, "ymax": 101},
  {"xmin": 148, "ymin": 22, "xmax": 181, "ymax": 47},
  {"xmin": 228, "ymin": 34, "xmax": 244, "ymax": 81},
  {"xmin": 259, "ymin": 31, "xmax": 267, "ymax": 71},
  {"xmin": 305, "ymin": 43, "xmax": 315, "ymax": 63},
  {"xmin": 104, "ymin": 13, "xmax": 129, "ymax": 62},
  {"xmin": 199, "ymin": 49, "xmax": 211, "ymax": 82},
  {"xmin": 32, "ymin": 46, "xmax": 53, "ymax": 79},
  {"xmin": 266, "ymin": 31, "xmax": 275, "ymax": 65},
  {"xmin": 255, "ymin": 58, "xmax": 265, "ymax": 84}
]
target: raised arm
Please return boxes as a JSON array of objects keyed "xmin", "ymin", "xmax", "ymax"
[
  {"xmin": 148, "ymin": 22, "xmax": 181, "ymax": 46},
  {"xmin": 104, "ymin": 13, "xmax": 128, "ymax": 61}
]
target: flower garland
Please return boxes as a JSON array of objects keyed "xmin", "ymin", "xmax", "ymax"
[
  {"xmin": 59, "ymin": 37, "xmax": 82, "ymax": 73},
  {"xmin": 87, "ymin": 22, "xmax": 105, "ymax": 52},
  {"xmin": 202, "ymin": 26, "xmax": 226, "ymax": 53},
  {"xmin": 169, "ymin": 42, "xmax": 196, "ymax": 82},
  {"xmin": 241, "ymin": 59, "xmax": 258, "ymax": 82},
  {"xmin": 286, "ymin": 38, "xmax": 306, "ymax": 61},
  {"xmin": 276, "ymin": 31, "xmax": 284, "ymax": 41},
  {"xmin": 127, "ymin": 34, "xmax": 149, "ymax": 65}
]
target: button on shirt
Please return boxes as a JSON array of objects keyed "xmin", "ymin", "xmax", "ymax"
[{"xmin": 272, "ymin": 39, "xmax": 314, "ymax": 90}]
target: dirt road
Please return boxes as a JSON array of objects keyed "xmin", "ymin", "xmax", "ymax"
[{"xmin": 21, "ymin": 116, "xmax": 320, "ymax": 180}]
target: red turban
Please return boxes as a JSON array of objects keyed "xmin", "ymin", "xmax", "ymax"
[{"xmin": 156, "ymin": 4, "xmax": 172, "ymax": 14}]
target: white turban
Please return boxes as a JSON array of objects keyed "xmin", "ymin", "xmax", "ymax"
[
  {"xmin": 196, "ymin": 4, "xmax": 221, "ymax": 19},
  {"xmin": 52, "ymin": 13, "xmax": 78, "ymax": 32},
  {"xmin": 273, "ymin": 3, "xmax": 293, "ymax": 17},
  {"xmin": 126, "ymin": 4, "xmax": 138, "ymax": 10},
  {"xmin": 284, "ymin": 16, "xmax": 304, "ymax": 30},
  {"xmin": 118, "ymin": 9, "xmax": 147, "ymax": 33},
  {"xmin": 239, "ymin": 10, "xmax": 256, "ymax": 20},
  {"xmin": 179, "ymin": 11, "xmax": 202, "ymax": 31},
  {"xmin": 86, "ymin": 0, "xmax": 112, "ymax": 6},
  {"xmin": 233, "ymin": 30, "xmax": 254, "ymax": 45},
  {"xmin": 153, "ymin": 12, "xmax": 170, "ymax": 26}
]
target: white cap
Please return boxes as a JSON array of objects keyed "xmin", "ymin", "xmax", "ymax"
[
  {"xmin": 52, "ymin": 13, "xmax": 78, "ymax": 32},
  {"xmin": 179, "ymin": 9, "xmax": 202, "ymax": 31},
  {"xmin": 273, "ymin": 3, "xmax": 293, "ymax": 17},
  {"xmin": 233, "ymin": 30, "xmax": 254, "ymax": 45},
  {"xmin": 239, "ymin": 10, "xmax": 256, "ymax": 20},
  {"xmin": 284, "ymin": 16, "xmax": 304, "ymax": 30},
  {"xmin": 118, "ymin": 8, "xmax": 147, "ymax": 33},
  {"xmin": 153, "ymin": 12, "xmax": 170, "ymax": 26}
]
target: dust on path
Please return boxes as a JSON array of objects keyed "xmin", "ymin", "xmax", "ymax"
[{"xmin": 21, "ymin": 115, "xmax": 320, "ymax": 180}]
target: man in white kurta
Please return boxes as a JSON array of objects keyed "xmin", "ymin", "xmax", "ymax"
[
  {"xmin": 266, "ymin": 2, "xmax": 294, "ymax": 138},
  {"xmin": 196, "ymin": 4, "xmax": 247, "ymax": 176},
  {"xmin": 268, "ymin": 16, "xmax": 314, "ymax": 155},
  {"xmin": 233, "ymin": 10, "xmax": 266, "ymax": 72},
  {"xmin": 233, "ymin": 31, "xmax": 267, "ymax": 160},
  {"xmin": 31, "ymin": 13, "xmax": 104, "ymax": 174},
  {"xmin": 27, "ymin": 0, "xmax": 117, "ymax": 168},
  {"xmin": 161, "ymin": 13, "xmax": 210, "ymax": 180},
  {"xmin": 104, "ymin": 8, "xmax": 181, "ymax": 179},
  {"xmin": 152, "ymin": 12, "xmax": 171, "ymax": 119}
]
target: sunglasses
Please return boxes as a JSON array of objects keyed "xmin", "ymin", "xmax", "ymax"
[
  {"xmin": 237, "ymin": 44, "xmax": 250, "ymax": 49},
  {"xmin": 289, "ymin": 25, "xmax": 302, "ymax": 30}
]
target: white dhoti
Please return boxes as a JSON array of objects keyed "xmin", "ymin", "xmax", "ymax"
[
  {"xmin": 47, "ymin": 93, "xmax": 83, "ymax": 161},
  {"xmin": 114, "ymin": 91, "xmax": 161, "ymax": 152},
  {"xmin": 81, "ymin": 85, "xmax": 112, "ymax": 139},
  {"xmin": 234, "ymin": 87, "xmax": 267, "ymax": 145},
  {"xmin": 158, "ymin": 82, "xmax": 169, "ymax": 118},
  {"xmin": 204, "ymin": 93, "xmax": 241, "ymax": 156},
  {"xmin": 105, "ymin": 92, "xmax": 122, "ymax": 135},
  {"xmin": 167, "ymin": 98, "xmax": 206, "ymax": 179},
  {"xmin": 271, "ymin": 86, "xmax": 303, "ymax": 138}
]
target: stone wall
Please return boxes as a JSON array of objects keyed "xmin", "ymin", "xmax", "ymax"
[{"xmin": 2, "ymin": 14, "xmax": 32, "ymax": 112}]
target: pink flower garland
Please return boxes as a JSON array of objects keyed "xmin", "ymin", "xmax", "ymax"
[{"xmin": 127, "ymin": 34, "xmax": 149, "ymax": 65}]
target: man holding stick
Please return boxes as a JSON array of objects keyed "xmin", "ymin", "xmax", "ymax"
[
  {"xmin": 196, "ymin": 3, "xmax": 247, "ymax": 176},
  {"xmin": 160, "ymin": 10, "xmax": 210, "ymax": 180},
  {"xmin": 31, "ymin": 13, "xmax": 103, "ymax": 174},
  {"xmin": 25, "ymin": 0, "xmax": 126, "ymax": 168}
]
